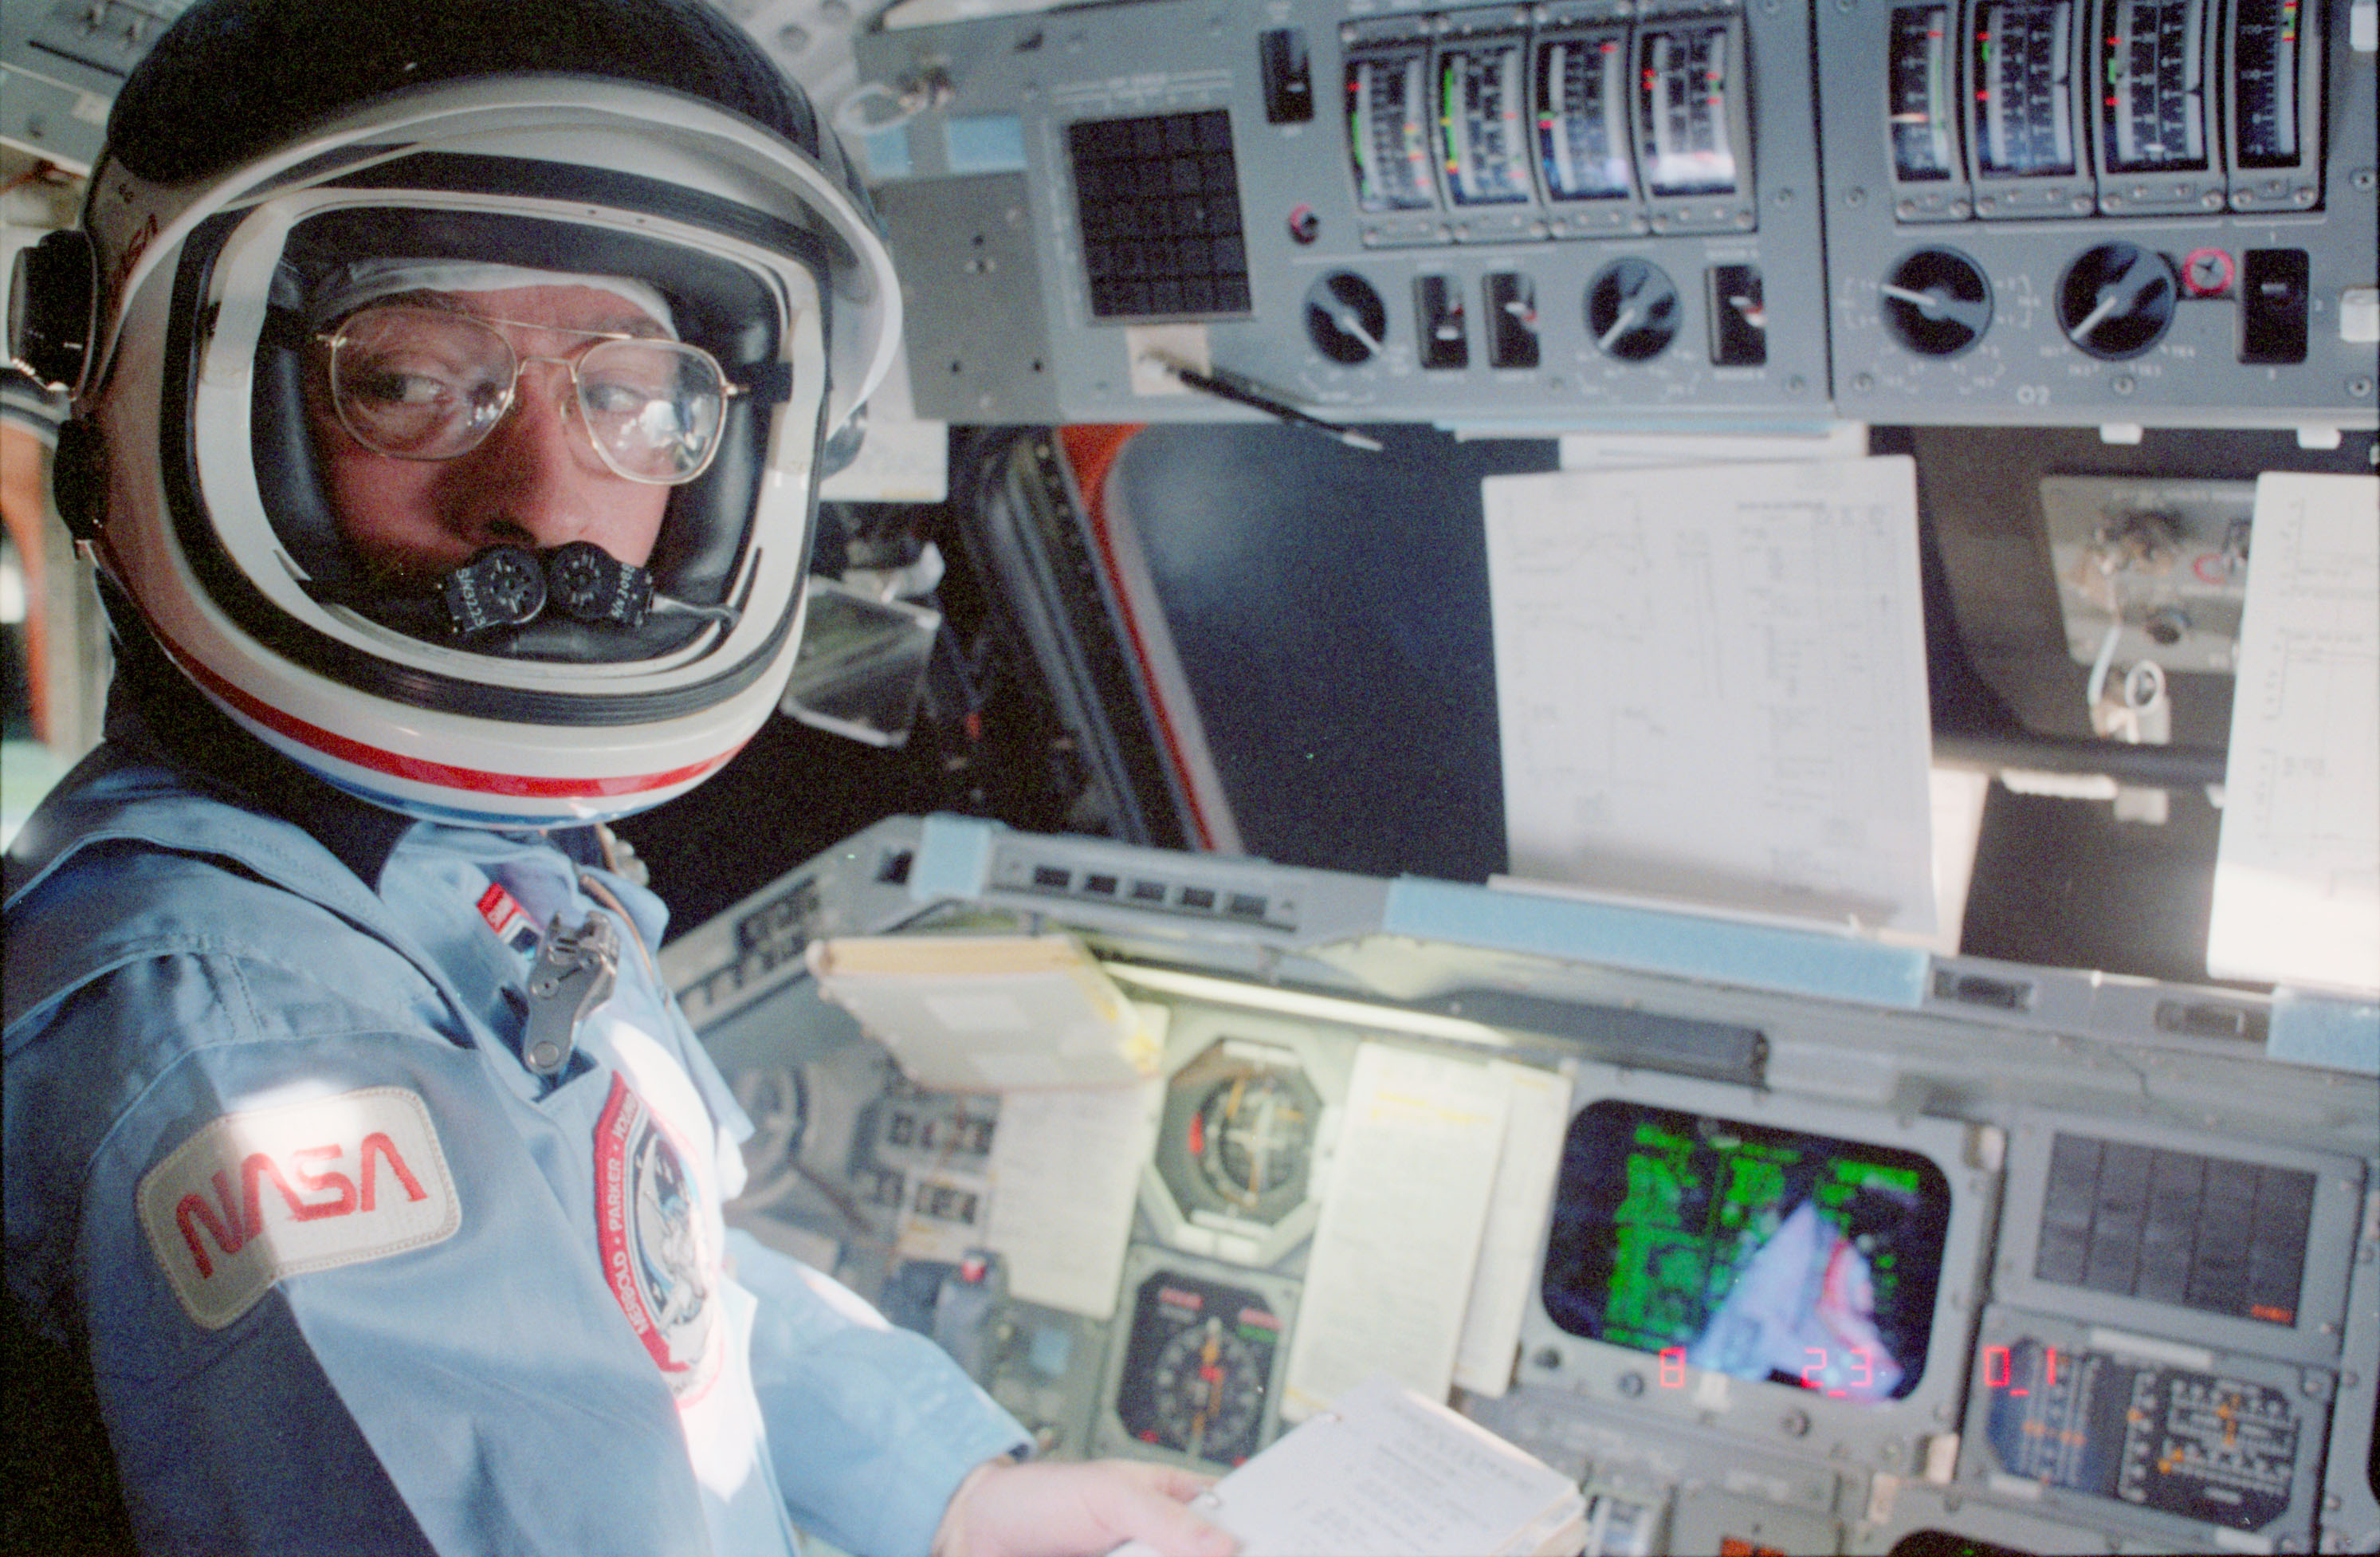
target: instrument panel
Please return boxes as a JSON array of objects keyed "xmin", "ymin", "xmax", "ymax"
[
  {"xmin": 1820, "ymin": 0, "xmax": 2371, "ymax": 425},
  {"xmin": 1958, "ymin": 1307, "xmax": 2329, "ymax": 1547},
  {"xmin": 856, "ymin": 0, "xmax": 2375, "ymax": 430},
  {"xmin": 670, "ymin": 818, "xmax": 2380, "ymax": 1557}
]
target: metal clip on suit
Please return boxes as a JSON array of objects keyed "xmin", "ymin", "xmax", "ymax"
[{"xmin": 522, "ymin": 912, "xmax": 619, "ymax": 1079}]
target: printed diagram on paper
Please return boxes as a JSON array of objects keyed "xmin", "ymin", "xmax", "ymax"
[
  {"xmin": 2209, "ymin": 474, "xmax": 2380, "ymax": 993},
  {"xmin": 1483, "ymin": 456, "xmax": 1938, "ymax": 934}
]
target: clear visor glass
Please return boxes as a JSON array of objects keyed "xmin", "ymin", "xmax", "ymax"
[{"xmin": 320, "ymin": 304, "xmax": 738, "ymax": 484}]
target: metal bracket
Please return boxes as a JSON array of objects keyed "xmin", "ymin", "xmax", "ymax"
[{"xmin": 522, "ymin": 911, "xmax": 619, "ymax": 1079}]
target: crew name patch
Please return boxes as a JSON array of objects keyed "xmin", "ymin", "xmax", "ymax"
[
  {"xmin": 136, "ymin": 1087, "xmax": 462, "ymax": 1329},
  {"xmin": 595, "ymin": 1074, "xmax": 723, "ymax": 1403}
]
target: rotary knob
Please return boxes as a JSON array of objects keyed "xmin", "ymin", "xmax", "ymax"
[
  {"xmin": 2058, "ymin": 242, "xmax": 2178, "ymax": 360},
  {"xmin": 1304, "ymin": 273, "xmax": 1388, "ymax": 364},
  {"xmin": 1585, "ymin": 258, "xmax": 1680, "ymax": 363},
  {"xmin": 1879, "ymin": 247, "xmax": 1993, "ymax": 358}
]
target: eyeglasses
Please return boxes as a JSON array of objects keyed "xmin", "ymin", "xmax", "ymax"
[{"xmin": 316, "ymin": 304, "xmax": 744, "ymax": 485}]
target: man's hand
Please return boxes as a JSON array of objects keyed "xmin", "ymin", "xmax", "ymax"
[{"xmin": 932, "ymin": 1457, "xmax": 1240, "ymax": 1557}]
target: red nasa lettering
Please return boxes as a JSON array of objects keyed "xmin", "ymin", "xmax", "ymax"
[
  {"xmin": 175, "ymin": 1132, "xmax": 429, "ymax": 1279},
  {"xmin": 138, "ymin": 1087, "xmax": 461, "ymax": 1331}
]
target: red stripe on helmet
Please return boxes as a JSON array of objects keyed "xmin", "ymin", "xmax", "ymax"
[{"xmin": 162, "ymin": 634, "xmax": 730, "ymax": 799}]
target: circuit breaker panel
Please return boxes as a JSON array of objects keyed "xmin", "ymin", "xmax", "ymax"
[{"xmin": 854, "ymin": 0, "xmax": 2375, "ymax": 430}]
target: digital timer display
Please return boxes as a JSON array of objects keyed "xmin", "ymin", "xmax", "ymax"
[{"xmin": 1540, "ymin": 1099, "xmax": 1953, "ymax": 1402}]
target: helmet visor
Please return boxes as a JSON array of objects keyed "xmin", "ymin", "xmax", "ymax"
[{"xmin": 214, "ymin": 201, "xmax": 824, "ymax": 668}]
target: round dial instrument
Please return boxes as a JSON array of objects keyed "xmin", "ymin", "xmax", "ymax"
[
  {"xmin": 1190, "ymin": 1071, "xmax": 1314, "ymax": 1216},
  {"xmin": 1115, "ymin": 1270, "xmax": 1284, "ymax": 1467},
  {"xmin": 1157, "ymin": 1044, "xmax": 1325, "ymax": 1227},
  {"xmin": 1148, "ymin": 1318, "xmax": 1270, "ymax": 1461},
  {"xmin": 1880, "ymin": 247, "xmax": 1994, "ymax": 357},
  {"xmin": 1585, "ymin": 258, "xmax": 1680, "ymax": 361},
  {"xmin": 2059, "ymin": 242, "xmax": 2178, "ymax": 360}
]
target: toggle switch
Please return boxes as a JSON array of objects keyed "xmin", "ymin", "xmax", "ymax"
[
  {"xmin": 1485, "ymin": 271, "xmax": 1539, "ymax": 369},
  {"xmin": 1416, "ymin": 275, "xmax": 1468, "ymax": 369},
  {"xmin": 1259, "ymin": 29, "xmax": 1314, "ymax": 124},
  {"xmin": 1707, "ymin": 264, "xmax": 1768, "ymax": 366},
  {"xmin": 2240, "ymin": 248, "xmax": 2310, "ymax": 364}
]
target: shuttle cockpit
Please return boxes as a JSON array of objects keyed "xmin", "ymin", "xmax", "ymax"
[{"xmin": 2, "ymin": 0, "xmax": 2373, "ymax": 1552}]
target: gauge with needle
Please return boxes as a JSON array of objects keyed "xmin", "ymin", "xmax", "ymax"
[
  {"xmin": 2058, "ymin": 242, "xmax": 2178, "ymax": 360},
  {"xmin": 1121, "ymin": 1283, "xmax": 1278, "ymax": 1468},
  {"xmin": 1879, "ymin": 248, "xmax": 1993, "ymax": 356}
]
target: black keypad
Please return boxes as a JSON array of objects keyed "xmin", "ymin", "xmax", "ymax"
[
  {"xmin": 2036, "ymin": 1131, "xmax": 2315, "ymax": 1325},
  {"xmin": 1070, "ymin": 111, "xmax": 1252, "ymax": 320}
]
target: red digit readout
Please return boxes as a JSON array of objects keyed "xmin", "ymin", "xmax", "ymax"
[
  {"xmin": 1659, "ymin": 1347, "xmax": 1687, "ymax": 1387},
  {"xmin": 1983, "ymin": 1345, "xmax": 2058, "ymax": 1395},
  {"xmin": 1799, "ymin": 1347, "xmax": 1872, "ymax": 1396}
]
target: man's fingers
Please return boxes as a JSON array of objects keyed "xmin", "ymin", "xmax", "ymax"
[
  {"xmin": 1098, "ymin": 1458, "xmax": 1215, "ymax": 1505},
  {"xmin": 1094, "ymin": 1468, "xmax": 1236, "ymax": 1557}
]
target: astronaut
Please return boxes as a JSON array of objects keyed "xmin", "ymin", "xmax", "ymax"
[{"xmin": 1, "ymin": 2, "xmax": 1235, "ymax": 1553}]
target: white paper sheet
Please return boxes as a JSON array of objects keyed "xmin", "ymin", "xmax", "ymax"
[
  {"xmin": 2209, "ymin": 473, "xmax": 2380, "ymax": 993},
  {"xmin": 1119, "ymin": 1373, "xmax": 1581, "ymax": 1557},
  {"xmin": 1482, "ymin": 455, "xmax": 1938, "ymax": 933},
  {"xmin": 1451, "ymin": 1064, "xmax": 1573, "ymax": 1398},
  {"xmin": 1281, "ymin": 1044, "xmax": 1510, "ymax": 1419},
  {"xmin": 982, "ymin": 1079, "xmax": 1162, "ymax": 1319}
]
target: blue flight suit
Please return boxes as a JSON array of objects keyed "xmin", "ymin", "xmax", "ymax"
[{"xmin": 4, "ymin": 674, "xmax": 1026, "ymax": 1555}]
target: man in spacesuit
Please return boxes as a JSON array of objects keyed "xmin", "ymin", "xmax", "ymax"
[{"xmin": 1, "ymin": 2, "xmax": 1236, "ymax": 1553}]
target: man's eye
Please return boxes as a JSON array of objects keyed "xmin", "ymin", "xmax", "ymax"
[
  {"xmin": 580, "ymin": 379, "xmax": 662, "ymax": 415},
  {"xmin": 349, "ymin": 369, "xmax": 454, "ymax": 407}
]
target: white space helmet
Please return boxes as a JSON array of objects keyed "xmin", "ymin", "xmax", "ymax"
[{"xmin": 7, "ymin": 0, "xmax": 898, "ymax": 827}]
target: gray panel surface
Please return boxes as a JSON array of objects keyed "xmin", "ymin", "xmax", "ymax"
[
  {"xmin": 861, "ymin": 0, "xmax": 1834, "ymax": 428},
  {"xmin": 857, "ymin": 0, "xmax": 2377, "ymax": 429}
]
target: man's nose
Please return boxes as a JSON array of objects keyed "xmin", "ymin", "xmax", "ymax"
[{"xmin": 449, "ymin": 372, "xmax": 607, "ymax": 550}]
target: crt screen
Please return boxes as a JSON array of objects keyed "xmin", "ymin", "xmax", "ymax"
[{"xmin": 1541, "ymin": 1099, "xmax": 1953, "ymax": 1402}]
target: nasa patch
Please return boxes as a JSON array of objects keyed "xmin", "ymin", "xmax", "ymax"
[
  {"xmin": 136, "ymin": 1087, "xmax": 462, "ymax": 1330},
  {"xmin": 594, "ymin": 1074, "xmax": 723, "ymax": 1403}
]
